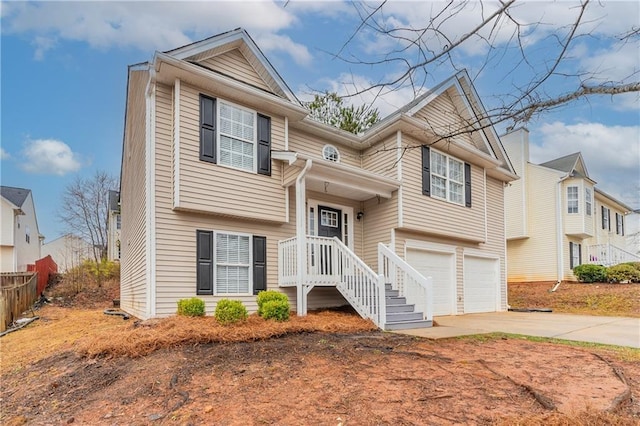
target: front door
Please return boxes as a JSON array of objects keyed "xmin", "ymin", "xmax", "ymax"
[
  {"xmin": 316, "ymin": 205, "xmax": 342, "ymax": 276},
  {"xmin": 317, "ymin": 205, "xmax": 342, "ymax": 240}
]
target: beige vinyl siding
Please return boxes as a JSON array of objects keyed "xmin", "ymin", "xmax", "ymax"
[
  {"xmin": 562, "ymin": 178, "xmax": 593, "ymax": 238},
  {"xmin": 412, "ymin": 89, "xmax": 478, "ymax": 149},
  {"xmin": 362, "ymin": 192, "xmax": 398, "ymax": 270},
  {"xmin": 176, "ymin": 82, "xmax": 287, "ymax": 222},
  {"xmin": 120, "ymin": 69, "xmax": 149, "ymax": 319},
  {"xmin": 288, "ymin": 128, "xmax": 361, "ymax": 168},
  {"xmin": 361, "ymin": 134, "xmax": 398, "ymax": 178},
  {"xmin": 394, "ymin": 176, "xmax": 507, "ymax": 313},
  {"xmin": 200, "ymin": 49, "xmax": 272, "ymax": 93},
  {"xmin": 501, "ymin": 131, "xmax": 528, "ymax": 239},
  {"xmin": 506, "ymin": 165, "xmax": 561, "ymax": 282},
  {"xmin": 400, "ymin": 135, "xmax": 485, "ymax": 242},
  {"xmin": 154, "ymin": 83, "xmax": 298, "ymax": 315},
  {"xmin": 584, "ymin": 195, "xmax": 628, "ymax": 249}
]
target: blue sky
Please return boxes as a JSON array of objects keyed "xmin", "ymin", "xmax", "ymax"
[{"xmin": 1, "ymin": 1, "xmax": 639, "ymax": 241}]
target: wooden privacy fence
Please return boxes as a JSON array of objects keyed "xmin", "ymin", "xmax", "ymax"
[{"xmin": 0, "ymin": 272, "xmax": 38, "ymax": 333}]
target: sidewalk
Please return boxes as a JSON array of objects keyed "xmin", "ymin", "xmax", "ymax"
[{"xmin": 396, "ymin": 312, "xmax": 640, "ymax": 348}]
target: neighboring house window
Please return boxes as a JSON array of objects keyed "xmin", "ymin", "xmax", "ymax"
[
  {"xmin": 116, "ymin": 214, "xmax": 121, "ymax": 230},
  {"xmin": 199, "ymin": 94, "xmax": 271, "ymax": 176},
  {"xmin": 322, "ymin": 145, "xmax": 340, "ymax": 162},
  {"xmin": 421, "ymin": 146, "xmax": 471, "ymax": 207},
  {"xmin": 567, "ymin": 186, "xmax": 579, "ymax": 214},
  {"xmin": 196, "ymin": 230, "xmax": 266, "ymax": 296},
  {"xmin": 569, "ymin": 242, "xmax": 582, "ymax": 269},
  {"xmin": 616, "ymin": 213, "xmax": 624, "ymax": 235},
  {"xmin": 585, "ymin": 188, "xmax": 592, "ymax": 216},
  {"xmin": 25, "ymin": 226, "xmax": 31, "ymax": 244},
  {"xmin": 602, "ymin": 206, "xmax": 611, "ymax": 231}
]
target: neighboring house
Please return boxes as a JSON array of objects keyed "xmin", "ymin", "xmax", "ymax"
[
  {"xmin": 503, "ymin": 128, "xmax": 638, "ymax": 283},
  {"xmin": 41, "ymin": 234, "xmax": 94, "ymax": 273},
  {"xmin": 1, "ymin": 186, "xmax": 43, "ymax": 272},
  {"xmin": 120, "ymin": 29, "xmax": 517, "ymax": 328},
  {"xmin": 626, "ymin": 212, "xmax": 640, "ymax": 257},
  {"xmin": 107, "ymin": 190, "xmax": 121, "ymax": 261}
]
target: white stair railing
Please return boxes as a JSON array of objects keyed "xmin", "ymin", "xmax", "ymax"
[
  {"xmin": 378, "ymin": 243, "xmax": 433, "ymax": 323},
  {"xmin": 587, "ymin": 244, "xmax": 640, "ymax": 267},
  {"xmin": 277, "ymin": 237, "xmax": 298, "ymax": 287}
]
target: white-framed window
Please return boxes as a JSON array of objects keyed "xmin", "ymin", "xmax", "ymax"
[
  {"xmin": 570, "ymin": 242, "xmax": 581, "ymax": 269},
  {"xmin": 215, "ymin": 233, "xmax": 251, "ymax": 294},
  {"xmin": 567, "ymin": 186, "xmax": 579, "ymax": 214},
  {"xmin": 321, "ymin": 210, "xmax": 339, "ymax": 228},
  {"xmin": 585, "ymin": 188, "xmax": 592, "ymax": 216},
  {"xmin": 25, "ymin": 226, "xmax": 31, "ymax": 244},
  {"xmin": 602, "ymin": 207, "xmax": 610, "ymax": 230},
  {"xmin": 430, "ymin": 150, "xmax": 465, "ymax": 205},
  {"xmin": 218, "ymin": 101, "xmax": 256, "ymax": 172},
  {"xmin": 616, "ymin": 213, "xmax": 624, "ymax": 235},
  {"xmin": 322, "ymin": 145, "xmax": 340, "ymax": 162}
]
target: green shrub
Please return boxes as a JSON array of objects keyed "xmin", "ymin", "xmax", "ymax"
[
  {"xmin": 621, "ymin": 262, "xmax": 640, "ymax": 272},
  {"xmin": 256, "ymin": 290, "xmax": 288, "ymax": 316},
  {"xmin": 214, "ymin": 299, "xmax": 248, "ymax": 324},
  {"xmin": 607, "ymin": 264, "xmax": 640, "ymax": 283},
  {"xmin": 177, "ymin": 297, "xmax": 206, "ymax": 317},
  {"xmin": 573, "ymin": 264, "xmax": 607, "ymax": 283},
  {"xmin": 261, "ymin": 299, "xmax": 290, "ymax": 321}
]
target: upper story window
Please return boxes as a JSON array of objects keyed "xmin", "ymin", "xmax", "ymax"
[
  {"xmin": 567, "ymin": 186, "xmax": 579, "ymax": 214},
  {"xmin": 585, "ymin": 188, "xmax": 592, "ymax": 216},
  {"xmin": 602, "ymin": 206, "xmax": 611, "ymax": 231},
  {"xmin": 25, "ymin": 225, "xmax": 31, "ymax": 244},
  {"xmin": 199, "ymin": 94, "xmax": 271, "ymax": 176},
  {"xmin": 322, "ymin": 145, "xmax": 340, "ymax": 162},
  {"xmin": 422, "ymin": 147, "xmax": 470, "ymax": 207}
]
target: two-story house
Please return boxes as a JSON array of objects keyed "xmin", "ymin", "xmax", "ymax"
[
  {"xmin": 107, "ymin": 190, "xmax": 121, "ymax": 262},
  {"xmin": 41, "ymin": 234, "xmax": 94, "ymax": 273},
  {"xmin": 1, "ymin": 186, "xmax": 43, "ymax": 272},
  {"xmin": 502, "ymin": 128, "xmax": 637, "ymax": 283},
  {"xmin": 120, "ymin": 29, "xmax": 518, "ymax": 329}
]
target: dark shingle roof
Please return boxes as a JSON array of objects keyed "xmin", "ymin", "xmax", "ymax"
[
  {"xmin": 108, "ymin": 190, "xmax": 120, "ymax": 212},
  {"xmin": 539, "ymin": 152, "xmax": 581, "ymax": 173},
  {"xmin": 1, "ymin": 186, "xmax": 31, "ymax": 208}
]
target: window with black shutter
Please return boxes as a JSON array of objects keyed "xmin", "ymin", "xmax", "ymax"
[
  {"xmin": 253, "ymin": 236, "xmax": 267, "ymax": 294},
  {"xmin": 422, "ymin": 146, "xmax": 471, "ymax": 207}
]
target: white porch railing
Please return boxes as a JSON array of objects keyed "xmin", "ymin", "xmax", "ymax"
[
  {"xmin": 378, "ymin": 243, "xmax": 433, "ymax": 323},
  {"xmin": 278, "ymin": 237, "xmax": 298, "ymax": 287},
  {"xmin": 586, "ymin": 244, "xmax": 640, "ymax": 267}
]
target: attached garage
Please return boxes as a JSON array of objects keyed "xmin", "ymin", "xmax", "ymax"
[
  {"xmin": 463, "ymin": 255, "xmax": 499, "ymax": 313},
  {"xmin": 405, "ymin": 246, "xmax": 456, "ymax": 316}
]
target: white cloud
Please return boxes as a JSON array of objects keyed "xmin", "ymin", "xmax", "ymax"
[
  {"xmin": 529, "ymin": 122, "xmax": 640, "ymax": 207},
  {"xmin": 0, "ymin": 148, "xmax": 9, "ymax": 160},
  {"xmin": 21, "ymin": 139, "xmax": 83, "ymax": 176},
  {"xmin": 2, "ymin": 1, "xmax": 310, "ymax": 65}
]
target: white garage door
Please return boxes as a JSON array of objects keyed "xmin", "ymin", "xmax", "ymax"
[
  {"xmin": 463, "ymin": 256, "xmax": 499, "ymax": 313},
  {"xmin": 406, "ymin": 248, "xmax": 455, "ymax": 316}
]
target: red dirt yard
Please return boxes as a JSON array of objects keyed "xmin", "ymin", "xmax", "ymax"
[{"xmin": 1, "ymin": 279, "xmax": 639, "ymax": 425}]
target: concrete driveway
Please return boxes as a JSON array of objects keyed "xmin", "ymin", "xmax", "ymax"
[{"xmin": 397, "ymin": 312, "xmax": 640, "ymax": 348}]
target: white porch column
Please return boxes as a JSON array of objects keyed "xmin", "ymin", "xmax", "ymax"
[{"xmin": 295, "ymin": 160, "xmax": 312, "ymax": 315}]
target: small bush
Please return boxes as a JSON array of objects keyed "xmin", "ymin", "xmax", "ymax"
[
  {"xmin": 573, "ymin": 264, "xmax": 607, "ymax": 283},
  {"xmin": 607, "ymin": 264, "xmax": 640, "ymax": 283},
  {"xmin": 261, "ymin": 299, "xmax": 290, "ymax": 321},
  {"xmin": 177, "ymin": 297, "xmax": 206, "ymax": 317},
  {"xmin": 214, "ymin": 299, "xmax": 248, "ymax": 324},
  {"xmin": 256, "ymin": 290, "xmax": 288, "ymax": 316}
]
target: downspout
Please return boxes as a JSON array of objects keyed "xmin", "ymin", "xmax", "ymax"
[
  {"xmin": 295, "ymin": 159, "xmax": 312, "ymax": 315},
  {"xmin": 554, "ymin": 175, "xmax": 569, "ymax": 288},
  {"xmin": 145, "ymin": 66, "xmax": 157, "ymax": 318}
]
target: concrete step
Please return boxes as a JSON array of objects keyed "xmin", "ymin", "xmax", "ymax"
[
  {"xmin": 384, "ymin": 319, "xmax": 433, "ymax": 331},
  {"xmin": 386, "ymin": 311, "xmax": 424, "ymax": 322},
  {"xmin": 386, "ymin": 303, "xmax": 415, "ymax": 313},
  {"xmin": 386, "ymin": 296, "xmax": 407, "ymax": 305}
]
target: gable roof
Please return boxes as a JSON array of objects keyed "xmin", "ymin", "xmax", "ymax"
[
  {"xmin": 1, "ymin": 186, "xmax": 30, "ymax": 208},
  {"xmin": 163, "ymin": 28, "xmax": 298, "ymax": 104},
  {"xmin": 539, "ymin": 152, "xmax": 591, "ymax": 180}
]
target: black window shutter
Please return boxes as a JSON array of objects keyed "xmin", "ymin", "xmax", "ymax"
[
  {"xmin": 601, "ymin": 206, "xmax": 606, "ymax": 229},
  {"xmin": 421, "ymin": 146, "xmax": 430, "ymax": 196},
  {"xmin": 569, "ymin": 242, "xmax": 574, "ymax": 269},
  {"xmin": 257, "ymin": 114, "xmax": 271, "ymax": 176},
  {"xmin": 616, "ymin": 213, "xmax": 620, "ymax": 234},
  {"xmin": 464, "ymin": 163, "xmax": 472, "ymax": 208},
  {"xmin": 253, "ymin": 236, "xmax": 267, "ymax": 295},
  {"xmin": 621, "ymin": 216, "xmax": 624, "ymax": 236},
  {"xmin": 608, "ymin": 208, "xmax": 611, "ymax": 231},
  {"xmin": 196, "ymin": 230, "xmax": 214, "ymax": 295},
  {"xmin": 200, "ymin": 95, "xmax": 216, "ymax": 163},
  {"xmin": 578, "ymin": 244, "xmax": 582, "ymax": 266}
]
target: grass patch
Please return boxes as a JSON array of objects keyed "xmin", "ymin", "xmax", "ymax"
[{"xmin": 457, "ymin": 332, "xmax": 640, "ymax": 362}]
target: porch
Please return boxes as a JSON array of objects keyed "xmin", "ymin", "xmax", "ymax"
[
  {"xmin": 278, "ymin": 235, "xmax": 434, "ymax": 330},
  {"xmin": 586, "ymin": 244, "xmax": 640, "ymax": 267}
]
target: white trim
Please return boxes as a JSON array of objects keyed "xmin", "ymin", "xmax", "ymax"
[
  {"xmin": 396, "ymin": 130, "xmax": 403, "ymax": 227},
  {"xmin": 295, "ymin": 159, "xmax": 312, "ymax": 315},
  {"xmin": 429, "ymin": 147, "xmax": 465, "ymax": 206},
  {"xmin": 173, "ymin": 78, "xmax": 181, "ymax": 209},
  {"xmin": 284, "ymin": 116, "xmax": 289, "ymax": 151},
  {"xmin": 216, "ymin": 99, "xmax": 258, "ymax": 174},
  {"xmin": 483, "ymin": 168, "xmax": 488, "ymax": 242},
  {"xmin": 404, "ymin": 239, "xmax": 457, "ymax": 254},
  {"xmin": 321, "ymin": 144, "xmax": 340, "ymax": 163},
  {"xmin": 145, "ymin": 70, "xmax": 157, "ymax": 318},
  {"xmin": 390, "ymin": 228, "xmax": 396, "ymax": 254},
  {"xmin": 285, "ymin": 186, "xmax": 290, "ymax": 223},
  {"xmin": 556, "ymin": 177, "xmax": 567, "ymax": 282},
  {"xmin": 213, "ymin": 231, "xmax": 253, "ymax": 296},
  {"xmin": 307, "ymin": 198, "xmax": 355, "ymax": 251}
]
